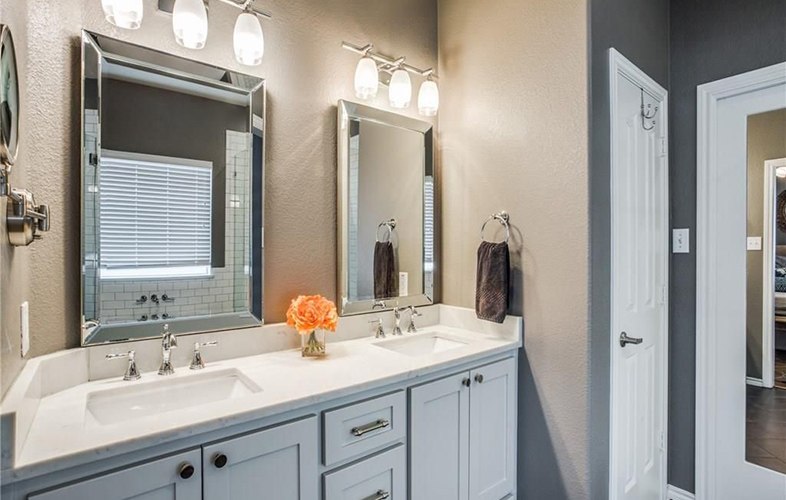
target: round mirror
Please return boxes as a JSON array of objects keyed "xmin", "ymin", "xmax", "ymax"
[{"xmin": 1, "ymin": 25, "xmax": 20, "ymax": 168}]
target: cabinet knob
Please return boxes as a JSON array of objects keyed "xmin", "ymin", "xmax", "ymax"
[
  {"xmin": 462, "ymin": 377, "xmax": 471, "ymax": 387},
  {"xmin": 213, "ymin": 453, "xmax": 228, "ymax": 469},
  {"xmin": 475, "ymin": 374, "xmax": 484, "ymax": 384},
  {"xmin": 178, "ymin": 462, "xmax": 195, "ymax": 480}
]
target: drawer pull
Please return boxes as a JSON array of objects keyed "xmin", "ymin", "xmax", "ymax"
[
  {"xmin": 212, "ymin": 453, "xmax": 228, "ymax": 468},
  {"xmin": 351, "ymin": 418, "xmax": 390, "ymax": 437},
  {"xmin": 364, "ymin": 489, "xmax": 390, "ymax": 500},
  {"xmin": 178, "ymin": 462, "xmax": 195, "ymax": 480}
]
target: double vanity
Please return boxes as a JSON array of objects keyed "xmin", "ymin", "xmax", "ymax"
[{"xmin": 1, "ymin": 306, "xmax": 520, "ymax": 499}]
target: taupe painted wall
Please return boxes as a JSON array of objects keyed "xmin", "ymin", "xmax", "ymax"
[
  {"xmin": 746, "ymin": 109, "xmax": 786, "ymax": 379},
  {"xmin": 0, "ymin": 0, "xmax": 437, "ymax": 396},
  {"xmin": 438, "ymin": 0, "xmax": 590, "ymax": 497}
]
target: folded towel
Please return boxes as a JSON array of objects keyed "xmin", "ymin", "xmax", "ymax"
[
  {"xmin": 374, "ymin": 241, "xmax": 398, "ymax": 299},
  {"xmin": 475, "ymin": 241, "xmax": 510, "ymax": 323}
]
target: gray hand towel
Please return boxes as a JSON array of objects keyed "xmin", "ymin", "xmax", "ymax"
[
  {"xmin": 374, "ymin": 241, "xmax": 398, "ymax": 299},
  {"xmin": 475, "ymin": 241, "xmax": 510, "ymax": 323}
]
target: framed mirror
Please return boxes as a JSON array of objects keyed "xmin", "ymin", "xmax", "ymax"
[
  {"xmin": 81, "ymin": 31, "xmax": 265, "ymax": 345},
  {"xmin": 0, "ymin": 24, "xmax": 20, "ymax": 172},
  {"xmin": 337, "ymin": 100, "xmax": 436, "ymax": 316}
]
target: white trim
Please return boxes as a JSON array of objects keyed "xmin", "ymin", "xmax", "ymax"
[
  {"xmin": 696, "ymin": 61, "xmax": 786, "ymax": 500},
  {"xmin": 761, "ymin": 158, "xmax": 786, "ymax": 388},
  {"xmin": 746, "ymin": 376, "xmax": 765, "ymax": 387},
  {"xmin": 608, "ymin": 48, "xmax": 670, "ymax": 500},
  {"xmin": 667, "ymin": 484, "xmax": 695, "ymax": 500}
]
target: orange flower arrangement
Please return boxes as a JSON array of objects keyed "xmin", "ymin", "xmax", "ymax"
[{"xmin": 286, "ymin": 295, "xmax": 338, "ymax": 335}]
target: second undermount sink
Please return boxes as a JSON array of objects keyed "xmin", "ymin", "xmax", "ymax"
[
  {"xmin": 373, "ymin": 332, "xmax": 469, "ymax": 357},
  {"xmin": 86, "ymin": 368, "xmax": 261, "ymax": 426}
]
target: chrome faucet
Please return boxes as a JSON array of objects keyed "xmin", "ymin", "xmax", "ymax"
[
  {"xmin": 407, "ymin": 306, "xmax": 422, "ymax": 333},
  {"xmin": 369, "ymin": 318, "xmax": 386, "ymax": 339},
  {"xmin": 393, "ymin": 306, "xmax": 405, "ymax": 336},
  {"xmin": 106, "ymin": 350, "xmax": 141, "ymax": 381},
  {"xmin": 158, "ymin": 324, "xmax": 178, "ymax": 376}
]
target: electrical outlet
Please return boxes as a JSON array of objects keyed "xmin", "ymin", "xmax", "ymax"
[
  {"xmin": 673, "ymin": 228, "xmax": 690, "ymax": 254},
  {"xmin": 399, "ymin": 272, "xmax": 409, "ymax": 297},
  {"xmin": 20, "ymin": 301, "xmax": 29, "ymax": 357}
]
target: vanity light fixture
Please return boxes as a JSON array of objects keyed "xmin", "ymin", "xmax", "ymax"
[
  {"xmin": 101, "ymin": 0, "xmax": 144, "ymax": 30},
  {"xmin": 233, "ymin": 9, "xmax": 264, "ymax": 66},
  {"xmin": 342, "ymin": 41, "xmax": 439, "ymax": 116},
  {"xmin": 173, "ymin": 0, "xmax": 209, "ymax": 49},
  {"xmin": 388, "ymin": 69, "xmax": 412, "ymax": 109},
  {"xmin": 417, "ymin": 76, "xmax": 439, "ymax": 117}
]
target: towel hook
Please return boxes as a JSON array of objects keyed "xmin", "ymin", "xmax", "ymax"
[
  {"xmin": 480, "ymin": 211, "xmax": 510, "ymax": 243},
  {"xmin": 640, "ymin": 88, "xmax": 658, "ymax": 131},
  {"xmin": 376, "ymin": 219, "xmax": 397, "ymax": 243}
]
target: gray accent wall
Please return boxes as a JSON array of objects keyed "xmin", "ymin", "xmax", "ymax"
[
  {"xmin": 668, "ymin": 0, "xmax": 786, "ymax": 492},
  {"xmin": 588, "ymin": 0, "xmax": 669, "ymax": 498}
]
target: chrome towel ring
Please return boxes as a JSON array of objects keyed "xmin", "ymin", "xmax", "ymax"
[
  {"xmin": 480, "ymin": 211, "xmax": 510, "ymax": 243},
  {"xmin": 376, "ymin": 219, "xmax": 397, "ymax": 243}
]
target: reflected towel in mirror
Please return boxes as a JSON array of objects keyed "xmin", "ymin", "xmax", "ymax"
[{"xmin": 374, "ymin": 241, "xmax": 398, "ymax": 299}]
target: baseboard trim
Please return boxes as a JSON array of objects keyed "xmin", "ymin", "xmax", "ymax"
[
  {"xmin": 746, "ymin": 376, "xmax": 764, "ymax": 387},
  {"xmin": 667, "ymin": 484, "xmax": 695, "ymax": 500}
]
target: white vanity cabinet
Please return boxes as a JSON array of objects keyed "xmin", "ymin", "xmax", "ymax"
[
  {"xmin": 410, "ymin": 357, "xmax": 517, "ymax": 500},
  {"xmin": 202, "ymin": 416, "xmax": 318, "ymax": 500},
  {"xmin": 28, "ymin": 449, "xmax": 202, "ymax": 500}
]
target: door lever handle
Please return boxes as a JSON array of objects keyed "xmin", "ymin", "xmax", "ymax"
[{"xmin": 619, "ymin": 332, "xmax": 643, "ymax": 347}]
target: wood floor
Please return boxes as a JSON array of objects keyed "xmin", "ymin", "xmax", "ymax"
[{"xmin": 747, "ymin": 352, "xmax": 786, "ymax": 474}]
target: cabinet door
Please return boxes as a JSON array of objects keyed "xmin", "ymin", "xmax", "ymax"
[
  {"xmin": 469, "ymin": 357, "xmax": 517, "ymax": 500},
  {"xmin": 29, "ymin": 449, "xmax": 201, "ymax": 500},
  {"xmin": 409, "ymin": 371, "xmax": 470, "ymax": 500},
  {"xmin": 323, "ymin": 444, "xmax": 406, "ymax": 500},
  {"xmin": 203, "ymin": 416, "xmax": 318, "ymax": 500}
]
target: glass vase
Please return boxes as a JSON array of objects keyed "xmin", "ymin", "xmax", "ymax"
[{"xmin": 301, "ymin": 329, "xmax": 326, "ymax": 357}]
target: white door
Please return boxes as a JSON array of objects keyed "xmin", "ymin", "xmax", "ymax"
[
  {"xmin": 609, "ymin": 49, "xmax": 669, "ymax": 500},
  {"xmin": 468, "ymin": 358, "xmax": 517, "ymax": 500},
  {"xmin": 410, "ymin": 371, "xmax": 470, "ymax": 500}
]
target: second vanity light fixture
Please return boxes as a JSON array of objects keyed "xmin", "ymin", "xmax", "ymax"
[
  {"xmin": 100, "ymin": 0, "xmax": 270, "ymax": 66},
  {"xmin": 342, "ymin": 41, "xmax": 439, "ymax": 116}
]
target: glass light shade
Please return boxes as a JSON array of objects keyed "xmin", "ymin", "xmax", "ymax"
[
  {"xmin": 233, "ymin": 12, "xmax": 264, "ymax": 66},
  {"xmin": 388, "ymin": 69, "xmax": 412, "ymax": 109},
  {"xmin": 778, "ymin": 167, "xmax": 786, "ymax": 178},
  {"xmin": 173, "ymin": 0, "xmax": 209, "ymax": 50},
  {"xmin": 101, "ymin": 0, "xmax": 144, "ymax": 30},
  {"xmin": 354, "ymin": 57, "xmax": 379, "ymax": 100},
  {"xmin": 418, "ymin": 80, "xmax": 439, "ymax": 116}
]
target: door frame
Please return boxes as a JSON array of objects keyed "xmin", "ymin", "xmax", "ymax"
[
  {"xmin": 760, "ymin": 158, "xmax": 786, "ymax": 389},
  {"xmin": 608, "ymin": 48, "xmax": 670, "ymax": 500},
  {"xmin": 695, "ymin": 61, "xmax": 786, "ymax": 500}
]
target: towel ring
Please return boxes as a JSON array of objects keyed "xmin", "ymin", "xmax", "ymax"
[
  {"xmin": 480, "ymin": 211, "xmax": 510, "ymax": 243},
  {"xmin": 376, "ymin": 219, "xmax": 397, "ymax": 243}
]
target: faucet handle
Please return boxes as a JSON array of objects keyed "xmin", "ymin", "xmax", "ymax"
[
  {"xmin": 408, "ymin": 305, "xmax": 422, "ymax": 317},
  {"xmin": 369, "ymin": 318, "xmax": 386, "ymax": 339},
  {"xmin": 190, "ymin": 340, "xmax": 218, "ymax": 370},
  {"xmin": 106, "ymin": 350, "xmax": 141, "ymax": 381}
]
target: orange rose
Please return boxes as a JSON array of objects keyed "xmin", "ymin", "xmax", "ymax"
[{"xmin": 286, "ymin": 295, "xmax": 339, "ymax": 334}]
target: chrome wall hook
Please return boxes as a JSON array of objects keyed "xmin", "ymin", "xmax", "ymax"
[{"xmin": 640, "ymin": 89, "xmax": 658, "ymax": 131}]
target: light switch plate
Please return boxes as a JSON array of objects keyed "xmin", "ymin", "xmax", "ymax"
[
  {"xmin": 20, "ymin": 301, "xmax": 29, "ymax": 357},
  {"xmin": 747, "ymin": 236, "xmax": 763, "ymax": 251},
  {"xmin": 673, "ymin": 228, "xmax": 690, "ymax": 254}
]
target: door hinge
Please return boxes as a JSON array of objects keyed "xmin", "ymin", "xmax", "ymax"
[
  {"xmin": 659, "ymin": 137, "xmax": 668, "ymax": 157},
  {"xmin": 659, "ymin": 431, "xmax": 666, "ymax": 451},
  {"xmin": 659, "ymin": 285, "xmax": 667, "ymax": 304}
]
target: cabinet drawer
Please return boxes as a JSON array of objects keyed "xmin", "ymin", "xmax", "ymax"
[
  {"xmin": 323, "ymin": 445, "xmax": 406, "ymax": 500},
  {"xmin": 323, "ymin": 391, "xmax": 406, "ymax": 466}
]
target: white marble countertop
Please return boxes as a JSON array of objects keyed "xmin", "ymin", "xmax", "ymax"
[{"xmin": 0, "ymin": 305, "xmax": 521, "ymax": 483}]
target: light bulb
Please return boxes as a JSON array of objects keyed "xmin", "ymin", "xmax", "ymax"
[
  {"xmin": 173, "ymin": 0, "xmax": 209, "ymax": 50},
  {"xmin": 354, "ymin": 57, "xmax": 379, "ymax": 100},
  {"xmin": 418, "ymin": 79, "xmax": 439, "ymax": 116},
  {"xmin": 101, "ymin": 0, "xmax": 143, "ymax": 30},
  {"xmin": 233, "ymin": 12, "xmax": 264, "ymax": 66},
  {"xmin": 388, "ymin": 69, "xmax": 411, "ymax": 109}
]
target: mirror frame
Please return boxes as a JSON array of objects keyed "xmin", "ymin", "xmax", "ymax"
[
  {"xmin": 80, "ymin": 31, "xmax": 266, "ymax": 345},
  {"xmin": 336, "ymin": 100, "xmax": 437, "ymax": 316}
]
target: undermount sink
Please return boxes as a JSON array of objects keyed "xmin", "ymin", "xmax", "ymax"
[
  {"xmin": 86, "ymin": 368, "xmax": 261, "ymax": 425},
  {"xmin": 373, "ymin": 332, "xmax": 469, "ymax": 357}
]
